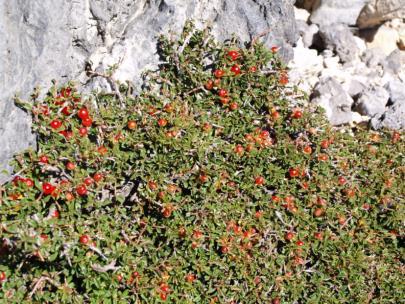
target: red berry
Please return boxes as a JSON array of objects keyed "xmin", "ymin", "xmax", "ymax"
[
  {"xmin": 78, "ymin": 127, "xmax": 88, "ymax": 137},
  {"xmin": 158, "ymin": 118, "xmax": 168, "ymax": 127},
  {"xmin": 50, "ymin": 209, "xmax": 59, "ymax": 218},
  {"xmin": 24, "ymin": 178, "xmax": 34, "ymax": 187},
  {"xmin": 219, "ymin": 97, "xmax": 229, "ymax": 105},
  {"xmin": 60, "ymin": 130, "xmax": 73, "ymax": 140},
  {"xmin": 93, "ymin": 173, "xmax": 103, "ymax": 182},
  {"xmin": 79, "ymin": 234, "xmax": 90, "ymax": 245},
  {"xmin": 84, "ymin": 177, "xmax": 93, "ymax": 186},
  {"xmin": 127, "ymin": 120, "xmax": 137, "ymax": 130},
  {"xmin": 42, "ymin": 182, "xmax": 55, "ymax": 195},
  {"xmin": 292, "ymin": 110, "xmax": 302, "ymax": 119},
  {"xmin": 81, "ymin": 117, "xmax": 92, "ymax": 127},
  {"xmin": 220, "ymin": 246, "xmax": 229, "ymax": 254},
  {"xmin": 249, "ymin": 66, "xmax": 257, "ymax": 73},
  {"xmin": 229, "ymin": 102, "xmax": 238, "ymax": 111},
  {"xmin": 255, "ymin": 176, "xmax": 264, "ymax": 186},
  {"xmin": 314, "ymin": 232, "xmax": 323, "ymax": 240},
  {"xmin": 314, "ymin": 208, "xmax": 324, "ymax": 217},
  {"xmin": 320, "ymin": 140, "xmax": 329, "ymax": 149},
  {"xmin": 318, "ymin": 154, "xmax": 328, "ymax": 162},
  {"xmin": 61, "ymin": 106, "xmax": 72, "ymax": 116},
  {"xmin": 230, "ymin": 64, "xmax": 241, "ymax": 75},
  {"xmin": 271, "ymin": 46, "xmax": 278, "ymax": 53},
  {"xmin": 66, "ymin": 162, "xmax": 75, "ymax": 171},
  {"xmin": 285, "ymin": 232, "xmax": 294, "ymax": 241},
  {"xmin": 76, "ymin": 184, "xmax": 87, "ymax": 196},
  {"xmin": 214, "ymin": 69, "xmax": 225, "ymax": 78},
  {"xmin": 218, "ymin": 89, "xmax": 228, "ymax": 97},
  {"xmin": 303, "ymin": 146, "xmax": 312, "ymax": 154},
  {"xmin": 97, "ymin": 146, "xmax": 108, "ymax": 155},
  {"xmin": 205, "ymin": 80, "xmax": 214, "ymax": 90},
  {"xmin": 77, "ymin": 107, "xmax": 89, "ymax": 120},
  {"xmin": 272, "ymin": 297, "xmax": 281, "ymax": 304},
  {"xmin": 338, "ymin": 176, "xmax": 346, "ymax": 185},
  {"xmin": 296, "ymin": 240, "xmax": 304, "ymax": 246},
  {"xmin": 160, "ymin": 283, "xmax": 170, "ymax": 293},
  {"xmin": 162, "ymin": 207, "xmax": 172, "ymax": 218},
  {"xmin": 160, "ymin": 293, "xmax": 167, "ymax": 301},
  {"xmin": 61, "ymin": 87, "xmax": 71, "ymax": 98},
  {"xmin": 279, "ymin": 74, "xmax": 289, "ymax": 85},
  {"xmin": 0, "ymin": 272, "xmax": 6, "ymax": 282},
  {"xmin": 193, "ymin": 230, "xmax": 203, "ymax": 239},
  {"xmin": 227, "ymin": 50, "xmax": 239, "ymax": 60},
  {"xmin": 271, "ymin": 195, "xmax": 280, "ymax": 203},
  {"xmin": 234, "ymin": 144, "xmax": 244, "ymax": 154},
  {"xmin": 289, "ymin": 168, "xmax": 299, "ymax": 178},
  {"xmin": 148, "ymin": 180, "xmax": 158, "ymax": 190},
  {"xmin": 199, "ymin": 174, "xmax": 208, "ymax": 183},
  {"xmin": 391, "ymin": 131, "xmax": 401, "ymax": 143},
  {"xmin": 50, "ymin": 119, "xmax": 62, "ymax": 129},
  {"xmin": 185, "ymin": 273, "xmax": 195, "ymax": 283}
]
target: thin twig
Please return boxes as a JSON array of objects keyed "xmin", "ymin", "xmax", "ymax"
[
  {"xmin": 250, "ymin": 28, "xmax": 272, "ymax": 47},
  {"xmin": 29, "ymin": 276, "xmax": 61, "ymax": 299}
]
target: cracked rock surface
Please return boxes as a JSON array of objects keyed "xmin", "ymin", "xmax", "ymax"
[{"xmin": 0, "ymin": 0, "xmax": 298, "ymax": 183}]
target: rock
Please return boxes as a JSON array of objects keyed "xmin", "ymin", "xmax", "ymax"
[
  {"xmin": 290, "ymin": 38, "xmax": 324, "ymax": 72},
  {"xmin": 319, "ymin": 24, "xmax": 361, "ymax": 63},
  {"xmin": 353, "ymin": 87, "xmax": 389, "ymax": 117},
  {"xmin": 345, "ymin": 80, "xmax": 367, "ymax": 98},
  {"xmin": 357, "ymin": 0, "xmax": 405, "ymax": 29},
  {"xmin": 296, "ymin": 21, "xmax": 319, "ymax": 48},
  {"xmin": 376, "ymin": 78, "xmax": 405, "ymax": 129},
  {"xmin": 361, "ymin": 48, "xmax": 386, "ymax": 67},
  {"xmin": 311, "ymin": 77, "xmax": 354, "ymax": 125},
  {"xmin": 366, "ymin": 25, "xmax": 400, "ymax": 55},
  {"xmin": 304, "ymin": 24, "xmax": 320, "ymax": 48},
  {"xmin": 0, "ymin": 0, "xmax": 299, "ymax": 183},
  {"xmin": 384, "ymin": 78, "xmax": 405, "ymax": 105},
  {"xmin": 310, "ymin": 0, "xmax": 369, "ymax": 27},
  {"xmin": 353, "ymin": 36, "xmax": 367, "ymax": 54},
  {"xmin": 371, "ymin": 101, "xmax": 405, "ymax": 129},
  {"xmin": 294, "ymin": 6, "xmax": 310, "ymax": 21},
  {"xmin": 295, "ymin": 0, "xmax": 318, "ymax": 12},
  {"xmin": 323, "ymin": 55, "xmax": 340, "ymax": 69},
  {"xmin": 382, "ymin": 49, "xmax": 405, "ymax": 75}
]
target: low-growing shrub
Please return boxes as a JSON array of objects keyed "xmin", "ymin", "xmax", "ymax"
[{"xmin": 0, "ymin": 21, "xmax": 403, "ymax": 303}]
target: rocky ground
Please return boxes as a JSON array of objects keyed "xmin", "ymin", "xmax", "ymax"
[{"xmin": 289, "ymin": 0, "xmax": 405, "ymax": 129}]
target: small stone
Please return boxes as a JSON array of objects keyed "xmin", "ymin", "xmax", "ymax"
[
  {"xmin": 294, "ymin": 6, "xmax": 310, "ymax": 21},
  {"xmin": 361, "ymin": 48, "xmax": 386, "ymax": 67},
  {"xmin": 311, "ymin": 77, "xmax": 354, "ymax": 125}
]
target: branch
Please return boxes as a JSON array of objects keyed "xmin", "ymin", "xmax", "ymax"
[
  {"xmin": 91, "ymin": 260, "xmax": 120, "ymax": 273},
  {"xmin": 250, "ymin": 28, "xmax": 272, "ymax": 47}
]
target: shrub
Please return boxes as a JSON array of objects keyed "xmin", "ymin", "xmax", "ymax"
[{"xmin": 0, "ymin": 21, "xmax": 403, "ymax": 303}]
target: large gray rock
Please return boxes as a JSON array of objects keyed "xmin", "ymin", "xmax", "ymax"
[
  {"xmin": 318, "ymin": 24, "xmax": 362, "ymax": 63},
  {"xmin": 357, "ymin": 0, "xmax": 405, "ymax": 29},
  {"xmin": 371, "ymin": 101, "xmax": 405, "ymax": 129},
  {"xmin": 310, "ymin": 0, "xmax": 369, "ymax": 27},
  {"xmin": 0, "ymin": 0, "xmax": 298, "ymax": 183},
  {"xmin": 384, "ymin": 78, "xmax": 405, "ymax": 105},
  {"xmin": 371, "ymin": 78, "xmax": 405, "ymax": 129},
  {"xmin": 311, "ymin": 77, "xmax": 354, "ymax": 125},
  {"xmin": 382, "ymin": 49, "xmax": 405, "ymax": 75},
  {"xmin": 353, "ymin": 86, "xmax": 390, "ymax": 117}
]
